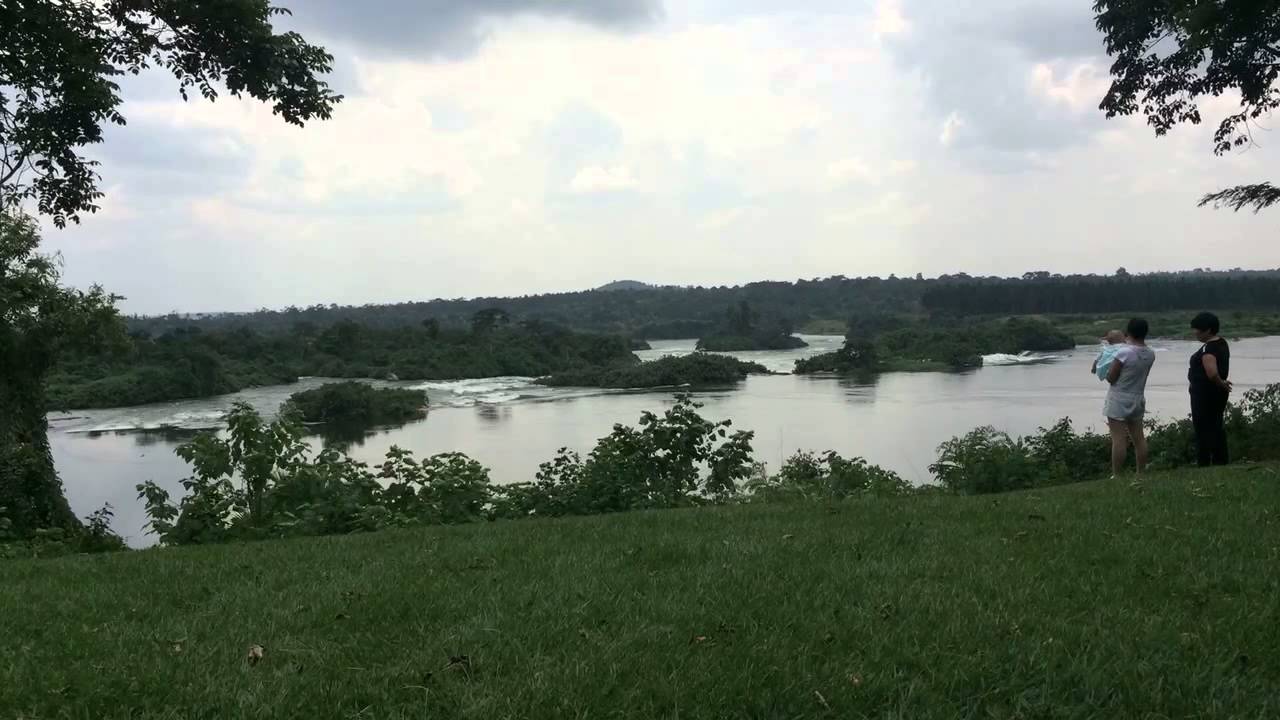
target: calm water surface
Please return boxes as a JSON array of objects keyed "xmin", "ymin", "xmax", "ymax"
[{"xmin": 49, "ymin": 335, "xmax": 1280, "ymax": 545}]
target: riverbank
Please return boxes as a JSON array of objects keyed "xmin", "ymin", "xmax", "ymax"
[
  {"xmin": 3, "ymin": 464, "xmax": 1277, "ymax": 718},
  {"xmin": 1052, "ymin": 311, "xmax": 1280, "ymax": 345}
]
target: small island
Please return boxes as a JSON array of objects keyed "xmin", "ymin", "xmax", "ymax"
[
  {"xmin": 539, "ymin": 353, "xmax": 769, "ymax": 388},
  {"xmin": 695, "ymin": 301, "xmax": 808, "ymax": 352},
  {"xmin": 288, "ymin": 382, "xmax": 429, "ymax": 426},
  {"xmin": 795, "ymin": 317, "xmax": 1075, "ymax": 375}
]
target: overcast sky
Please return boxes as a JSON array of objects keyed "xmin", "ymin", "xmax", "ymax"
[{"xmin": 44, "ymin": 0, "xmax": 1280, "ymax": 315}]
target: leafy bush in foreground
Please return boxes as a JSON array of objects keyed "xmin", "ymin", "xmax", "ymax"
[
  {"xmin": 136, "ymin": 403, "xmax": 492, "ymax": 545},
  {"xmin": 746, "ymin": 451, "xmax": 911, "ymax": 502},
  {"xmin": 0, "ymin": 503, "xmax": 126, "ymax": 559},
  {"xmin": 538, "ymin": 353, "xmax": 769, "ymax": 388},
  {"xmin": 110, "ymin": 382, "xmax": 1280, "ymax": 549},
  {"xmin": 491, "ymin": 395, "xmax": 755, "ymax": 517},
  {"xmin": 929, "ymin": 385, "xmax": 1280, "ymax": 494}
]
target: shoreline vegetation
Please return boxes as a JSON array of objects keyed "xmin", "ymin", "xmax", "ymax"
[
  {"xmin": 44, "ymin": 318, "xmax": 637, "ymax": 411},
  {"xmin": 45, "ymin": 309, "xmax": 1280, "ymax": 410},
  {"xmin": 43, "ymin": 279, "xmax": 1280, "ymax": 411}
]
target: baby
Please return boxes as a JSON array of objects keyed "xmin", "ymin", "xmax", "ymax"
[{"xmin": 1093, "ymin": 329, "xmax": 1126, "ymax": 381}]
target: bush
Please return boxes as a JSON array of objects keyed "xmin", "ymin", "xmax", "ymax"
[
  {"xmin": 930, "ymin": 427, "xmax": 1041, "ymax": 494},
  {"xmin": 1232, "ymin": 384, "xmax": 1280, "ymax": 462},
  {"xmin": 1, "ymin": 504, "xmax": 126, "ymax": 559},
  {"xmin": 287, "ymin": 382, "xmax": 427, "ymax": 426},
  {"xmin": 378, "ymin": 448, "xmax": 492, "ymax": 525},
  {"xmin": 490, "ymin": 395, "xmax": 755, "ymax": 518},
  {"xmin": 746, "ymin": 451, "xmax": 911, "ymax": 502},
  {"xmin": 1024, "ymin": 418, "xmax": 1110, "ymax": 484},
  {"xmin": 539, "ymin": 353, "xmax": 769, "ymax": 388},
  {"xmin": 136, "ymin": 403, "xmax": 492, "ymax": 546}
]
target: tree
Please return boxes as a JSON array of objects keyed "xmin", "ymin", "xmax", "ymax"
[
  {"xmin": 471, "ymin": 308, "xmax": 511, "ymax": 334},
  {"xmin": 1, "ymin": 2, "xmax": 339, "ymax": 537},
  {"xmin": 725, "ymin": 300, "xmax": 757, "ymax": 336},
  {"xmin": 1, "ymin": 213, "xmax": 121, "ymax": 534},
  {"xmin": 1, "ymin": 1, "xmax": 341, "ymax": 226},
  {"xmin": 1095, "ymin": 0, "xmax": 1280, "ymax": 212}
]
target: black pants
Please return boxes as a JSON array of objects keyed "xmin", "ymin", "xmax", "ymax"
[{"xmin": 1190, "ymin": 390, "xmax": 1229, "ymax": 466}]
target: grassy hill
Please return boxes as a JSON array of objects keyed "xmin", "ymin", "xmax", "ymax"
[{"xmin": 3, "ymin": 465, "xmax": 1278, "ymax": 718}]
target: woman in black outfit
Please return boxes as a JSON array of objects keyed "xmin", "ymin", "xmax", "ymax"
[{"xmin": 1188, "ymin": 312, "xmax": 1232, "ymax": 465}]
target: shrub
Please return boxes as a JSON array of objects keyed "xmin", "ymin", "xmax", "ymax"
[
  {"xmin": 137, "ymin": 403, "xmax": 492, "ymax": 545},
  {"xmin": 930, "ymin": 427, "xmax": 1040, "ymax": 494},
  {"xmin": 746, "ymin": 451, "xmax": 911, "ymax": 502},
  {"xmin": 378, "ymin": 448, "xmax": 492, "ymax": 524},
  {"xmin": 1232, "ymin": 384, "xmax": 1280, "ymax": 462},
  {"xmin": 1024, "ymin": 418, "xmax": 1109, "ymax": 484},
  {"xmin": 490, "ymin": 395, "xmax": 755, "ymax": 518},
  {"xmin": 0, "ymin": 504, "xmax": 126, "ymax": 559}
]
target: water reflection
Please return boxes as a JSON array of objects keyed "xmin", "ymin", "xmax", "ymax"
[{"xmin": 475, "ymin": 404, "xmax": 513, "ymax": 423}]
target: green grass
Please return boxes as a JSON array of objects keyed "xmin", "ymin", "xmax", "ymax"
[{"xmin": 4, "ymin": 466, "xmax": 1280, "ymax": 719}]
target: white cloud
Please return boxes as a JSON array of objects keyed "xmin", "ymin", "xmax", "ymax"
[
  {"xmin": 826, "ymin": 156, "xmax": 878, "ymax": 185},
  {"xmin": 939, "ymin": 111, "xmax": 965, "ymax": 146},
  {"xmin": 42, "ymin": 0, "xmax": 1280, "ymax": 314},
  {"xmin": 873, "ymin": 0, "xmax": 909, "ymax": 36},
  {"xmin": 569, "ymin": 164, "xmax": 638, "ymax": 193},
  {"xmin": 1029, "ymin": 61, "xmax": 1109, "ymax": 112}
]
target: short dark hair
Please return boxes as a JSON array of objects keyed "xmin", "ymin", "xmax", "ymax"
[
  {"xmin": 1191, "ymin": 311, "xmax": 1220, "ymax": 335},
  {"xmin": 1126, "ymin": 317, "xmax": 1149, "ymax": 340}
]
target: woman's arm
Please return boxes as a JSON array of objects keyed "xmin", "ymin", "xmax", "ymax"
[
  {"xmin": 1090, "ymin": 357, "xmax": 1098, "ymax": 375},
  {"xmin": 1202, "ymin": 354, "xmax": 1233, "ymax": 392},
  {"xmin": 1107, "ymin": 356, "xmax": 1124, "ymax": 385}
]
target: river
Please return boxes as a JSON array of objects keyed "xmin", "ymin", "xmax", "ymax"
[{"xmin": 48, "ymin": 335, "xmax": 1280, "ymax": 545}]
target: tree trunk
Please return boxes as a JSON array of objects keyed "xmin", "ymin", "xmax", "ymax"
[{"xmin": 0, "ymin": 372, "xmax": 78, "ymax": 536}]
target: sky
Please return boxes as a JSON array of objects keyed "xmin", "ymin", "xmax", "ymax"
[{"xmin": 43, "ymin": 0, "xmax": 1280, "ymax": 315}]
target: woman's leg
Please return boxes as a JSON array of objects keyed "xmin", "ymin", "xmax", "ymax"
[
  {"xmin": 1211, "ymin": 394, "xmax": 1230, "ymax": 465},
  {"xmin": 1126, "ymin": 417, "xmax": 1148, "ymax": 473},
  {"xmin": 1108, "ymin": 419, "xmax": 1129, "ymax": 476},
  {"xmin": 1190, "ymin": 392, "xmax": 1212, "ymax": 467}
]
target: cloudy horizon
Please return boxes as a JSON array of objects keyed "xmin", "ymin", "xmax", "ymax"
[{"xmin": 41, "ymin": 0, "xmax": 1280, "ymax": 315}]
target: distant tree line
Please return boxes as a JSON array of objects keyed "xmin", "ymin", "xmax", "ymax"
[
  {"xmin": 127, "ymin": 270, "xmax": 1280, "ymax": 339},
  {"xmin": 922, "ymin": 273, "xmax": 1280, "ymax": 315}
]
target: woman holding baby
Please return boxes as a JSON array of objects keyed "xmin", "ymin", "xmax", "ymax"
[{"xmin": 1092, "ymin": 318, "xmax": 1156, "ymax": 477}]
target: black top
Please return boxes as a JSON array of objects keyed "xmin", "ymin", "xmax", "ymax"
[{"xmin": 1189, "ymin": 338, "xmax": 1230, "ymax": 393}]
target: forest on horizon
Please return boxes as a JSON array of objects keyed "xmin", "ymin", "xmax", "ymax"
[{"xmin": 128, "ymin": 268, "xmax": 1280, "ymax": 339}]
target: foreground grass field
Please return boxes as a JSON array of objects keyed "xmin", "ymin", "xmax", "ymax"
[{"xmin": 3, "ymin": 467, "xmax": 1279, "ymax": 719}]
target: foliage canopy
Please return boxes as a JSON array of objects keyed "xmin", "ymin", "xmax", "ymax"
[
  {"xmin": 0, "ymin": 1, "xmax": 341, "ymax": 225},
  {"xmin": 1095, "ymin": 0, "xmax": 1280, "ymax": 212}
]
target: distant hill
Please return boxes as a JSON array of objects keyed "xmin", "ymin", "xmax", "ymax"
[{"xmin": 595, "ymin": 280, "xmax": 655, "ymax": 292}]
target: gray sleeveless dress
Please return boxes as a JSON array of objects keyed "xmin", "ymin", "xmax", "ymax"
[{"xmin": 1104, "ymin": 344, "xmax": 1156, "ymax": 420}]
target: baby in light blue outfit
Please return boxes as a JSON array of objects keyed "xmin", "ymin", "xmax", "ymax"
[{"xmin": 1093, "ymin": 330, "xmax": 1126, "ymax": 381}]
